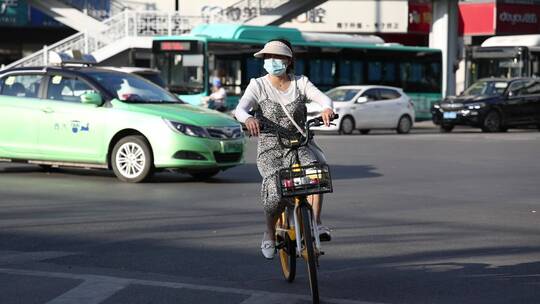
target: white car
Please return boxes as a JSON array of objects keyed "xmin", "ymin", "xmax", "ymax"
[{"xmin": 307, "ymin": 85, "xmax": 415, "ymax": 134}]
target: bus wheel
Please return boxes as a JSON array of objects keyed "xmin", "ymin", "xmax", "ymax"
[
  {"xmin": 440, "ymin": 125, "xmax": 454, "ymax": 133},
  {"xmin": 339, "ymin": 117, "xmax": 355, "ymax": 135}
]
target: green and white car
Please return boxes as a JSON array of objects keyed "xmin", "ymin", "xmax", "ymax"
[{"xmin": 0, "ymin": 65, "xmax": 245, "ymax": 182}]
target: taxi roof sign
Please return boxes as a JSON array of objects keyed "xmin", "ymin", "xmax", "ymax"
[{"xmin": 48, "ymin": 50, "xmax": 96, "ymax": 66}]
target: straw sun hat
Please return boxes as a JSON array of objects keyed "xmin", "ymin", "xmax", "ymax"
[{"xmin": 254, "ymin": 40, "xmax": 292, "ymax": 58}]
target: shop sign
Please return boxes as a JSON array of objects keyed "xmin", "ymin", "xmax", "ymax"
[
  {"xmin": 282, "ymin": 0, "xmax": 409, "ymax": 33},
  {"xmin": 496, "ymin": 3, "xmax": 540, "ymax": 34}
]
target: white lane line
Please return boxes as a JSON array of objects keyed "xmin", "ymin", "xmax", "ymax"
[
  {"xmin": 46, "ymin": 279, "xmax": 129, "ymax": 304},
  {"xmin": 0, "ymin": 268, "xmax": 385, "ymax": 304},
  {"xmin": 0, "ymin": 251, "xmax": 76, "ymax": 265}
]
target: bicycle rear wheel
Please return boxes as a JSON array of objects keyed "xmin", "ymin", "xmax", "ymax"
[
  {"xmin": 277, "ymin": 210, "xmax": 296, "ymax": 282},
  {"xmin": 300, "ymin": 205, "xmax": 319, "ymax": 304}
]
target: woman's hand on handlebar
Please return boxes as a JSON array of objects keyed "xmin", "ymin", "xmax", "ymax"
[
  {"xmin": 245, "ymin": 117, "xmax": 260, "ymax": 137},
  {"xmin": 321, "ymin": 108, "xmax": 336, "ymax": 127}
]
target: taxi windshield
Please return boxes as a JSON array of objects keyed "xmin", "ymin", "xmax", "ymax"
[{"xmin": 87, "ymin": 71, "xmax": 182, "ymax": 103}]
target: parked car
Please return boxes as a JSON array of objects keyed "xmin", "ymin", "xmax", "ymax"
[
  {"xmin": 0, "ymin": 55, "xmax": 245, "ymax": 182},
  {"xmin": 432, "ymin": 78, "xmax": 540, "ymax": 132},
  {"xmin": 307, "ymin": 85, "xmax": 415, "ymax": 134}
]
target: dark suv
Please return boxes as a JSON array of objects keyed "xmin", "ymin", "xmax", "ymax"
[{"xmin": 432, "ymin": 78, "xmax": 540, "ymax": 132}]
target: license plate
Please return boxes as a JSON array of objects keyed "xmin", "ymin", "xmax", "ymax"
[
  {"xmin": 221, "ymin": 141, "xmax": 243, "ymax": 153},
  {"xmin": 443, "ymin": 112, "xmax": 457, "ymax": 119}
]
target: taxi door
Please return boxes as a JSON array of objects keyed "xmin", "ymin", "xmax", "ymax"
[
  {"xmin": 0, "ymin": 73, "xmax": 45, "ymax": 158},
  {"xmin": 38, "ymin": 74, "xmax": 106, "ymax": 163}
]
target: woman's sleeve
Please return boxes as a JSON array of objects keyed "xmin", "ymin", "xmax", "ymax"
[
  {"xmin": 303, "ymin": 76, "xmax": 333, "ymax": 110},
  {"xmin": 234, "ymin": 79, "xmax": 259, "ymax": 123}
]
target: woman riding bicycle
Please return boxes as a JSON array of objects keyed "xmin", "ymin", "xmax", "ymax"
[{"xmin": 234, "ymin": 39, "xmax": 335, "ymax": 259}]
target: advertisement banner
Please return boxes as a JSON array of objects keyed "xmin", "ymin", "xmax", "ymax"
[
  {"xmin": 282, "ymin": 1, "xmax": 409, "ymax": 33},
  {"xmin": 496, "ymin": 3, "xmax": 540, "ymax": 34}
]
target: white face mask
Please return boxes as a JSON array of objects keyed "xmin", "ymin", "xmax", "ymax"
[{"xmin": 263, "ymin": 58, "xmax": 287, "ymax": 76}]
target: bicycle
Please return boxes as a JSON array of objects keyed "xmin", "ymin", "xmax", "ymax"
[{"xmin": 261, "ymin": 114, "xmax": 338, "ymax": 304}]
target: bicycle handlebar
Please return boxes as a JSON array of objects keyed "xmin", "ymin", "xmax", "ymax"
[{"xmin": 258, "ymin": 113, "xmax": 338, "ymax": 149}]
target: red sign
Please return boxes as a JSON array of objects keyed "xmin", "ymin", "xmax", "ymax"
[
  {"xmin": 408, "ymin": 2, "xmax": 432, "ymax": 33},
  {"xmin": 458, "ymin": 2, "xmax": 496, "ymax": 36},
  {"xmin": 496, "ymin": 3, "xmax": 540, "ymax": 34}
]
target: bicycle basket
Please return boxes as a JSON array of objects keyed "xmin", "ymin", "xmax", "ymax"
[{"xmin": 278, "ymin": 164, "xmax": 333, "ymax": 197}]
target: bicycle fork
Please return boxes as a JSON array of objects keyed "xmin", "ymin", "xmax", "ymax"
[{"xmin": 293, "ymin": 197, "xmax": 322, "ymax": 257}]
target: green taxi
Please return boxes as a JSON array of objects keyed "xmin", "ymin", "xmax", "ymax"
[{"xmin": 0, "ymin": 63, "xmax": 245, "ymax": 182}]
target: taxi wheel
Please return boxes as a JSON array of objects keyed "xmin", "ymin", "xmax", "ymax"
[
  {"xmin": 189, "ymin": 169, "xmax": 220, "ymax": 180},
  {"xmin": 111, "ymin": 135, "xmax": 154, "ymax": 183}
]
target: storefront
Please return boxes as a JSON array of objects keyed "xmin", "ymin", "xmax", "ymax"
[{"xmin": 457, "ymin": 0, "xmax": 540, "ymax": 91}]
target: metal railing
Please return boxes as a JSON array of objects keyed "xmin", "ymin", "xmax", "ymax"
[
  {"xmin": 2, "ymin": 11, "xmax": 206, "ymax": 69},
  {"xmin": 2, "ymin": 0, "xmax": 291, "ymax": 70}
]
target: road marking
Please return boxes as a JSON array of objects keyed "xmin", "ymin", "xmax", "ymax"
[
  {"xmin": 0, "ymin": 268, "xmax": 385, "ymax": 304},
  {"xmin": 0, "ymin": 251, "xmax": 76, "ymax": 265},
  {"xmin": 46, "ymin": 279, "xmax": 128, "ymax": 304}
]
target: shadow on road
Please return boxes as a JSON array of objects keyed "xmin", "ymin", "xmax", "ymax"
[
  {"xmin": 0, "ymin": 224, "xmax": 538, "ymax": 304},
  {"xmin": 0, "ymin": 163, "xmax": 382, "ymax": 184}
]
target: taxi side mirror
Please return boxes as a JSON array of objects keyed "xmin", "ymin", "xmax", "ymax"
[{"xmin": 80, "ymin": 92, "xmax": 102, "ymax": 106}]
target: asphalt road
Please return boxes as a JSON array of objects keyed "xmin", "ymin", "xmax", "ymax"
[{"xmin": 1, "ymin": 126, "xmax": 540, "ymax": 304}]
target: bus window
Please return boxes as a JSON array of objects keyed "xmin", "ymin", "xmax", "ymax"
[
  {"xmin": 382, "ymin": 62, "xmax": 396, "ymax": 83},
  {"xmin": 171, "ymin": 54, "xmax": 204, "ymax": 94},
  {"xmin": 352, "ymin": 61, "xmax": 363, "ymax": 84},
  {"xmin": 338, "ymin": 60, "xmax": 363, "ymax": 85},
  {"xmin": 531, "ymin": 52, "xmax": 540, "ymax": 78},
  {"xmin": 368, "ymin": 62, "xmax": 382, "ymax": 82},
  {"xmin": 214, "ymin": 57, "xmax": 242, "ymax": 95},
  {"xmin": 246, "ymin": 57, "xmax": 264, "ymax": 81},
  {"xmin": 309, "ymin": 59, "xmax": 335, "ymax": 90},
  {"xmin": 295, "ymin": 59, "xmax": 305, "ymax": 76}
]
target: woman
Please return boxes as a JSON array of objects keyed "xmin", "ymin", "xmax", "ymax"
[{"xmin": 235, "ymin": 39, "xmax": 335, "ymax": 259}]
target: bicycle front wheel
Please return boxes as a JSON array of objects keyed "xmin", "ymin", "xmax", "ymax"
[
  {"xmin": 300, "ymin": 205, "xmax": 319, "ymax": 304},
  {"xmin": 277, "ymin": 210, "xmax": 296, "ymax": 282}
]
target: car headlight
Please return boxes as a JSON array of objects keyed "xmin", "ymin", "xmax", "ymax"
[
  {"xmin": 466, "ymin": 103, "xmax": 486, "ymax": 110},
  {"xmin": 165, "ymin": 120, "xmax": 209, "ymax": 138}
]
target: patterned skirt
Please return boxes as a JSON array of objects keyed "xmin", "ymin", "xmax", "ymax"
[{"xmin": 256, "ymin": 134, "xmax": 326, "ymax": 216}]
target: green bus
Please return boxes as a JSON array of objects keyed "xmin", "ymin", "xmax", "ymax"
[{"xmin": 152, "ymin": 24, "xmax": 442, "ymax": 121}]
